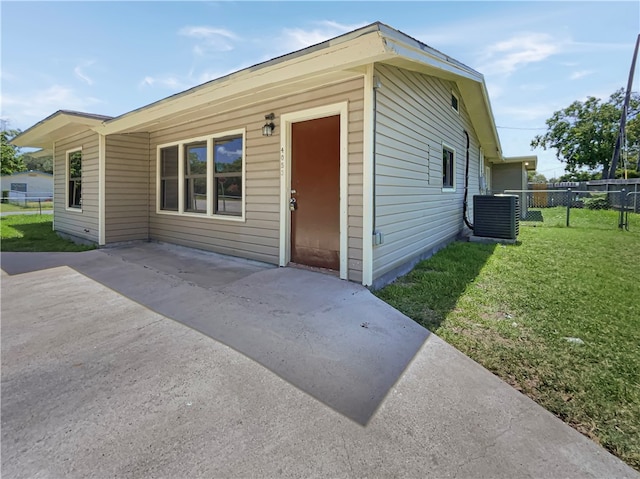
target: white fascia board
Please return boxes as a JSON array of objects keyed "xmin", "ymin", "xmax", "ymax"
[
  {"xmin": 382, "ymin": 35, "xmax": 483, "ymax": 83},
  {"xmin": 100, "ymin": 32, "xmax": 391, "ymax": 135},
  {"xmin": 382, "ymin": 32, "xmax": 503, "ymax": 163},
  {"xmin": 457, "ymin": 79, "xmax": 503, "ymax": 161}
]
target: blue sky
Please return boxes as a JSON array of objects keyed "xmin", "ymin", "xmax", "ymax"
[{"xmin": 2, "ymin": 1, "xmax": 639, "ymax": 179}]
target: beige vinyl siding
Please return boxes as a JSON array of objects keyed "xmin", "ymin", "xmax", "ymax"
[
  {"xmin": 372, "ymin": 64, "xmax": 481, "ymax": 280},
  {"xmin": 53, "ymin": 130, "xmax": 100, "ymax": 242},
  {"xmin": 105, "ymin": 133, "xmax": 150, "ymax": 242},
  {"xmin": 148, "ymin": 77, "xmax": 364, "ymax": 280}
]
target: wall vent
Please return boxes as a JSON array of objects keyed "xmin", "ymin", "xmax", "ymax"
[{"xmin": 473, "ymin": 195, "xmax": 520, "ymax": 240}]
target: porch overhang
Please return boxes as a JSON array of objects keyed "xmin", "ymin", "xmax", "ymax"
[
  {"xmin": 497, "ymin": 155, "xmax": 538, "ymax": 171},
  {"xmin": 10, "ymin": 110, "xmax": 112, "ymax": 150}
]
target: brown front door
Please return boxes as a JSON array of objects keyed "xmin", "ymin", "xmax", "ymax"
[{"xmin": 290, "ymin": 115, "xmax": 340, "ymax": 270}]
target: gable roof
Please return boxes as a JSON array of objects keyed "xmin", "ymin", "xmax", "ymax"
[{"xmin": 12, "ymin": 22, "xmax": 503, "ymax": 159}]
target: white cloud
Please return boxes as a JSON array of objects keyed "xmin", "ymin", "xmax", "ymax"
[
  {"xmin": 494, "ymin": 103, "xmax": 560, "ymax": 122},
  {"xmin": 0, "ymin": 85, "xmax": 102, "ymax": 129},
  {"xmin": 179, "ymin": 26, "xmax": 236, "ymax": 40},
  {"xmin": 74, "ymin": 67, "xmax": 92, "ymax": 85},
  {"xmin": 569, "ymin": 70, "xmax": 593, "ymax": 80},
  {"xmin": 0, "ymin": 70, "xmax": 17, "ymax": 82},
  {"xmin": 479, "ymin": 33, "xmax": 562, "ymax": 76},
  {"xmin": 279, "ymin": 20, "xmax": 369, "ymax": 52},
  {"xmin": 179, "ymin": 25, "xmax": 238, "ymax": 55},
  {"xmin": 139, "ymin": 75, "xmax": 189, "ymax": 90},
  {"xmin": 216, "ymin": 145, "xmax": 242, "ymax": 158}
]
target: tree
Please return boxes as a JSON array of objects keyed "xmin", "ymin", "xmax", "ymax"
[
  {"xmin": 531, "ymin": 89, "xmax": 640, "ymax": 177},
  {"xmin": 1, "ymin": 129, "xmax": 25, "ymax": 175},
  {"xmin": 21, "ymin": 153, "xmax": 53, "ymax": 174},
  {"xmin": 527, "ymin": 171, "xmax": 547, "ymax": 183}
]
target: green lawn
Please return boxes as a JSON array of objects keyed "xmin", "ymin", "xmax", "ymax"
[
  {"xmin": 0, "ymin": 201, "xmax": 53, "ymax": 213},
  {"xmin": 0, "ymin": 215, "xmax": 94, "ymax": 252},
  {"xmin": 376, "ymin": 213, "xmax": 640, "ymax": 470}
]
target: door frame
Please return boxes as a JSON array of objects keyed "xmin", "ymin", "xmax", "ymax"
[{"xmin": 279, "ymin": 102, "xmax": 349, "ymax": 280}]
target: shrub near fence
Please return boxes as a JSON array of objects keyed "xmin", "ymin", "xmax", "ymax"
[{"xmin": 505, "ymin": 188, "xmax": 639, "ymax": 231}]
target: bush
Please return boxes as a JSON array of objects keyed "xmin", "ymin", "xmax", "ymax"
[{"xmin": 583, "ymin": 194, "xmax": 610, "ymax": 210}]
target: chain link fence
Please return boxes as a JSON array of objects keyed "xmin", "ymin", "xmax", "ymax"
[
  {"xmin": 1, "ymin": 191, "xmax": 53, "ymax": 214},
  {"xmin": 503, "ymin": 188, "xmax": 640, "ymax": 231}
]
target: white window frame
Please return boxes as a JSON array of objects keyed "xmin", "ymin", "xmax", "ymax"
[
  {"xmin": 451, "ymin": 91, "xmax": 460, "ymax": 114},
  {"xmin": 65, "ymin": 147, "xmax": 83, "ymax": 212},
  {"xmin": 442, "ymin": 142, "xmax": 456, "ymax": 192},
  {"xmin": 156, "ymin": 128, "xmax": 246, "ymax": 222}
]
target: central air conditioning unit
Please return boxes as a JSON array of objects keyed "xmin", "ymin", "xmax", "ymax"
[{"xmin": 473, "ymin": 194, "xmax": 520, "ymax": 240}]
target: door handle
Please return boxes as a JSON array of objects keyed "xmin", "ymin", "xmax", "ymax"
[{"xmin": 289, "ymin": 197, "xmax": 297, "ymax": 211}]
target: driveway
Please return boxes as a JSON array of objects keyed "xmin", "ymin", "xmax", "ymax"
[{"xmin": 1, "ymin": 243, "xmax": 637, "ymax": 478}]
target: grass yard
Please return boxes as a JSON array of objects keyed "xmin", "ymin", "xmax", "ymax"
[
  {"xmin": 0, "ymin": 214, "xmax": 94, "ymax": 252},
  {"xmin": 376, "ymin": 213, "xmax": 640, "ymax": 470},
  {"xmin": 0, "ymin": 201, "xmax": 53, "ymax": 213},
  {"xmin": 523, "ymin": 205, "xmax": 634, "ymax": 230}
]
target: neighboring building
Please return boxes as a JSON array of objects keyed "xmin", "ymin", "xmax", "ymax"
[
  {"xmin": 490, "ymin": 156, "xmax": 537, "ymax": 219},
  {"xmin": 0, "ymin": 170, "xmax": 53, "ymax": 201},
  {"xmin": 12, "ymin": 22, "xmax": 531, "ymax": 288}
]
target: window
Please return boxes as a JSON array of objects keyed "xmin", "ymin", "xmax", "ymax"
[
  {"xmin": 11, "ymin": 183, "xmax": 27, "ymax": 192},
  {"xmin": 214, "ymin": 136, "xmax": 243, "ymax": 216},
  {"xmin": 451, "ymin": 92, "xmax": 459, "ymax": 113},
  {"xmin": 160, "ymin": 146, "xmax": 178, "ymax": 211},
  {"xmin": 185, "ymin": 142, "xmax": 207, "ymax": 213},
  {"xmin": 67, "ymin": 150, "xmax": 82, "ymax": 209},
  {"xmin": 158, "ymin": 130, "xmax": 244, "ymax": 219},
  {"xmin": 442, "ymin": 144, "xmax": 455, "ymax": 190}
]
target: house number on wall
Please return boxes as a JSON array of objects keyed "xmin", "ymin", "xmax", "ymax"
[{"xmin": 280, "ymin": 147, "xmax": 285, "ymax": 177}]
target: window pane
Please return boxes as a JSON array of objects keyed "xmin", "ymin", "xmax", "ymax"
[
  {"xmin": 160, "ymin": 146, "xmax": 179, "ymax": 211},
  {"xmin": 443, "ymin": 148, "xmax": 454, "ymax": 188},
  {"xmin": 185, "ymin": 177, "xmax": 207, "ymax": 213},
  {"xmin": 216, "ymin": 176, "xmax": 242, "ymax": 216},
  {"xmin": 214, "ymin": 137, "xmax": 242, "ymax": 173},
  {"xmin": 68, "ymin": 151, "xmax": 82, "ymax": 208},
  {"xmin": 161, "ymin": 146, "xmax": 178, "ymax": 176},
  {"xmin": 186, "ymin": 143, "xmax": 207, "ymax": 175},
  {"xmin": 161, "ymin": 179, "xmax": 178, "ymax": 211}
]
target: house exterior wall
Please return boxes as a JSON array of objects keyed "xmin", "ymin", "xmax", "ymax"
[
  {"xmin": 53, "ymin": 130, "xmax": 100, "ymax": 243},
  {"xmin": 491, "ymin": 162, "xmax": 524, "ymax": 193},
  {"xmin": 1, "ymin": 172, "xmax": 53, "ymax": 198},
  {"xmin": 146, "ymin": 77, "xmax": 365, "ymax": 281},
  {"xmin": 104, "ymin": 133, "xmax": 150, "ymax": 243},
  {"xmin": 372, "ymin": 64, "xmax": 482, "ymax": 284},
  {"xmin": 491, "ymin": 162, "xmax": 526, "ymax": 218}
]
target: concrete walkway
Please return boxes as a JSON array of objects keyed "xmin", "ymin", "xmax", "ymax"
[{"xmin": 1, "ymin": 243, "xmax": 637, "ymax": 478}]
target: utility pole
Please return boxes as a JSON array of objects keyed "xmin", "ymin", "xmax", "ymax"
[{"xmin": 607, "ymin": 34, "xmax": 640, "ymax": 179}]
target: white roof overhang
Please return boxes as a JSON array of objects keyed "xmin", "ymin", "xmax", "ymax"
[
  {"xmin": 500, "ymin": 155, "xmax": 538, "ymax": 171},
  {"xmin": 11, "ymin": 111, "xmax": 112, "ymax": 150}
]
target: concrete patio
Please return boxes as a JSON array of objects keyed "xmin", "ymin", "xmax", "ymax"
[{"xmin": 1, "ymin": 243, "xmax": 637, "ymax": 478}]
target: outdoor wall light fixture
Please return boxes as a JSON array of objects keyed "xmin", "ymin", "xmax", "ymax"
[{"xmin": 262, "ymin": 113, "xmax": 276, "ymax": 136}]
